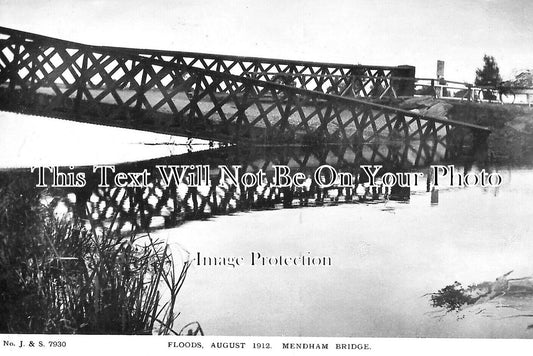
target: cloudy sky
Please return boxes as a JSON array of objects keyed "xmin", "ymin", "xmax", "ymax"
[{"xmin": 1, "ymin": 0, "xmax": 532, "ymax": 82}]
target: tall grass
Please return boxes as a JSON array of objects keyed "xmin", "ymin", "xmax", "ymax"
[{"xmin": 0, "ymin": 173, "xmax": 197, "ymax": 334}]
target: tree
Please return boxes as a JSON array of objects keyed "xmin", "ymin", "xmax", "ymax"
[{"xmin": 475, "ymin": 55, "xmax": 502, "ymax": 87}]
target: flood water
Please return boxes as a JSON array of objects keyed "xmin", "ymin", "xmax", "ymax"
[
  {"xmin": 158, "ymin": 167, "xmax": 533, "ymax": 337},
  {"xmin": 2, "ymin": 112, "xmax": 533, "ymax": 338}
]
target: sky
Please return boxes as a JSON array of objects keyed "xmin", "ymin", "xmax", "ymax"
[{"xmin": 1, "ymin": 0, "xmax": 532, "ymax": 82}]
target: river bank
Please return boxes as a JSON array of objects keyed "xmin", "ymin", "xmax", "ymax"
[{"xmin": 379, "ymin": 97, "xmax": 533, "ymax": 165}]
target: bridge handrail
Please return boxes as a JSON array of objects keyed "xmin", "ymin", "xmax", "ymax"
[{"xmin": 0, "ymin": 26, "xmax": 406, "ymax": 73}]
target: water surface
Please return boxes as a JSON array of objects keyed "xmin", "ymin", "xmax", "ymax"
[{"xmin": 158, "ymin": 167, "xmax": 533, "ymax": 337}]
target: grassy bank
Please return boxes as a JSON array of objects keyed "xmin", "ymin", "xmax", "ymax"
[
  {"xmin": 0, "ymin": 172, "xmax": 195, "ymax": 334},
  {"xmin": 447, "ymin": 102, "xmax": 533, "ymax": 165},
  {"xmin": 380, "ymin": 96, "xmax": 533, "ymax": 165}
]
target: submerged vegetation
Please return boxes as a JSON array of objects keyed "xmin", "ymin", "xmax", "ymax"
[
  {"xmin": 428, "ymin": 271, "xmax": 533, "ymax": 328},
  {"xmin": 0, "ymin": 173, "xmax": 197, "ymax": 334},
  {"xmin": 429, "ymin": 282, "xmax": 477, "ymax": 312}
]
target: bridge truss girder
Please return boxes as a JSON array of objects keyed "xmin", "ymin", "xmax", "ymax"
[{"xmin": 0, "ymin": 26, "xmax": 488, "ymax": 154}]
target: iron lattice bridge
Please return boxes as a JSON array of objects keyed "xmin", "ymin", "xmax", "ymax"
[
  {"xmin": 28, "ymin": 141, "xmax": 470, "ymax": 232},
  {"xmin": 110, "ymin": 46, "xmax": 416, "ymax": 99},
  {"xmin": 0, "ymin": 26, "xmax": 489, "ymax": 150}
]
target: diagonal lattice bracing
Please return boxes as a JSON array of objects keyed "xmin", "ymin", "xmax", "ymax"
[{"xmin": 0, "ymin": 26, "xmax": 489, "ymax": 155}]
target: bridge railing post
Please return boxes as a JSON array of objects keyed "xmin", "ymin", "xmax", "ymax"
[
  {"xmin": 466, "ymin": 84, "xmax": 473, "ymax": 102},
  {"xmin": 430, "ymin": 79, "xmax": 436, "ymax": 98},
  {"xmin": 74, "ymin": 52, "xmax": 88, "ymax": 119},
  {"xmin": 6, "ymin": 40, "xmax": 21, "ymax": 108},
  {"xmin": 134, "ymin": 65, "xmax": 148, "ymax": 120},
  {"xmin": 19, "ymin": 41, "xmax": 38, "ymax": 106}
]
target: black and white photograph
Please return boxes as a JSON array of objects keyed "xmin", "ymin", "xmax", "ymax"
[{"xmin": 1, "ymin": 0, "xmax": 533, "ymax": 353}]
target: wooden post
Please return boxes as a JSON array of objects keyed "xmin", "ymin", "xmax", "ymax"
[
  {"xmin": 431, "ymin": 187, "xmax": 439, "ymax": 205},
  {"xmin": 436, "ymin": 60, "xmax": 445, "ymax": 79}
]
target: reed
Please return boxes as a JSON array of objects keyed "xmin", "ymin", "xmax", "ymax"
[{"xmin": 0, "ymin": 173, "xmax": 196, "ymax": 334}]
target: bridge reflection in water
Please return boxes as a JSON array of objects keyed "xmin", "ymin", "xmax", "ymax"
[{"xmin": 31, "ymin": 138, "xmax": 485, "ymax": 233}]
